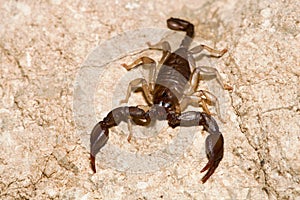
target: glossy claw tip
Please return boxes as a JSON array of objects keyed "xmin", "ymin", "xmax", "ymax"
[
  {"xmin": 200, "ymin": 160, "xmax": 219, "ymax": 184},
  {"xmin": 200, "ymin": 160, "xmax": 212, "ymax": 173},
  {"xmin": 90, "ymin": 154, "xmax": 96, "ymax": 173}
]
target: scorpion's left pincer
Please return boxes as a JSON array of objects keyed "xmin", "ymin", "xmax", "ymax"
[{"xmin": 90, "ymin": 122, "xmax": 109, "ymax": 173}]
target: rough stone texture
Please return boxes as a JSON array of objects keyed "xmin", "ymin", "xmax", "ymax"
[{"xmin": 0, "ymin": 0, "xmax": 299, "ymax": 199}]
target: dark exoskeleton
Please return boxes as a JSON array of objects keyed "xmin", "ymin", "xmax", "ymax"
[{"xmin": 90, "ymin": 18, "xmax": 231, "ymax": 183}]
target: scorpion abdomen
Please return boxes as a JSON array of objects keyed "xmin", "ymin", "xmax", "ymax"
[{"xmin": 154, "ymin": 48, "xmax": 191, "ymax": 106}]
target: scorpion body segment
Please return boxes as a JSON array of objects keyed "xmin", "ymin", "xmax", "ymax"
[
  {"xmin": 90, "ymin": 17, "xmax": 230, "ymax": 183},
  {"xmin": 154, "ymin": 48, "xmax": 191, "ymax": 106}
]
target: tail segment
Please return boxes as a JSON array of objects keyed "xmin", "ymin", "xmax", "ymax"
[{"xmin": 167, "ymin": 17, "xmax": 194, "ymax": 48}]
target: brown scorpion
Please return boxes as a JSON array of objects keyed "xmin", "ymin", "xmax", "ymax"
[{"xmin": 90, "ymin": 18, "xmax": 231, "ymax": 183}]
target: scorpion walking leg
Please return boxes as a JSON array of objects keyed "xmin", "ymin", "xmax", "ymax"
[
  {"xmin": 188, "ymin": 66, "xmax": 231, "ymax": 92},
  {"xmin": 187, "ymin": 44, "xmax": 227, "ymax": 73},
  {"xmin": 122, "ymin": 56, "xmax": 155, "ymax": 71},
  {"xmin": 195, "ymin": 90, "xmax": 223, "ymax": 122},
  {"xmin": 121, "ymin": 57, "xmax": 156, "ymax": 104},
  {"xmin": 147, "ymin": 40, "xmax": 171, "ymax": 54},
  {"xmin": 122, "ymin": 56, "xmax": 157, "ymax": 85},
  {"xmin": 180, "ymin": 95, "xmax": 202, "ymax": 111},
  {"xmin": 181, "ymin": 90, "xmax": 225, "ymax": 122},
  {"xmin": 197, "ymin": 66, "xmax": 232, "ymax": 90},
  {"xmin": 189, "ymin": 43, "xmax": 232, "ymax": 91},
  {"xmin": 90, "ymin": 106, "xmax": 150, "ymax": 173},
  {"xmin": 168, "ymin": 111, "xmax": 224, "ymax": 183},
  {"xmin": 183, "ymin": 66, "xmax": 228, "ymax": 121},
  {"xmin": 147, "ymin": 41, "xmax": 171, "ymax": 73},
  {"xmin": 120, "ymin": 78, "xmax": 153, "ymax": 105},
  {"xmin": 190, "ymin": 44, "xmax": 227, "ymax": 58}
]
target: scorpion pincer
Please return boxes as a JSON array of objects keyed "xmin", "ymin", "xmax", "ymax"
[{"xmin": 90, "ymin": 17, "xmax": 230, "ymax": 183}]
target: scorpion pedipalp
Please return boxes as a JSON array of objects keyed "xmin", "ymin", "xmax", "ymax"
[
  {"xmin": 168, "ymin": 111, "xmax": 224, "ymax": 183},
  {"xmin": 200, "ymin": 134, "xmax": 224, "ymax": 183},
  {"xmin": 90, "ymin": 122, "xmax": 109, "ymax": 173}
]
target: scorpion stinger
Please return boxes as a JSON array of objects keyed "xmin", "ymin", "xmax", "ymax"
[{"xmin": 90, "ymin": 17, "xmax": 231, "ymax": 183}]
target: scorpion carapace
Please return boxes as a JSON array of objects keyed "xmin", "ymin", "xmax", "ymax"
[{"xmin": 90, "ymin": 17, "xmax": 230, "ymax": 183}]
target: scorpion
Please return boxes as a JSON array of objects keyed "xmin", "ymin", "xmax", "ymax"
[{"xmin": 90, "ymin": 18, "xmax": 231, "ymax": 183}]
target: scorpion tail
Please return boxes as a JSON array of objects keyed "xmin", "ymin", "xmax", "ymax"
[{"xmin": 167, "ymin": 17, "xmax": 194, "ymax": 48}]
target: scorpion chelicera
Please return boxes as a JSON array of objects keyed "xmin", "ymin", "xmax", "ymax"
[{"xmin": 90, "ymin": 18, "xmax": 231, "ymax": 183}]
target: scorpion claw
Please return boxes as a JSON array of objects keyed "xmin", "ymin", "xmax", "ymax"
[
  {"xmin": 200, "ymin": 159, "xmax": 219, "ymax": 183},
  {"xmin": 90, "ymin": 122, "xmax": 109, "ymax": 173},
  {"xmin": 200, "ymin": 134, "xmax": 224, "ymax": 183},
  {"xmin": 90, "ymin": 154, "xmax": 96, "ymax": 173}
]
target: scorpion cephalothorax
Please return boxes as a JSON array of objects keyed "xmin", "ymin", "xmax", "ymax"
[{"xmin": 90, "ymin": 17, "xmax": 231, "ymax": 183}]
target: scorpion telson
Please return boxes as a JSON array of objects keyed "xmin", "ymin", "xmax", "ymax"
[{"xmin": 90, "ymin": 17, "xmax": 231, "ymax": 183}]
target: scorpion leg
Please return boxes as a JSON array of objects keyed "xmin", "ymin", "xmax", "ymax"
[
  {"xmin": 190, "ymin": 44, "xmax": 227, "ymax": 58},
  {"xmin": 90, "ymin": 106, "xmax": 150, "ymax": 173},
  {"xmin": 189, "ymin": 43, "xmax": 232, "ymax": 91},
  {"xmin": 147, "ymin": 41, "xmax": 171, "ymax": 74},
  {"xmin": 180, "ymin": 95, "xmax": 202, "ymax": 111},
  {"xmin": 168, "ymin": 111, "xmax": 224, "ymax": 183},
  {"xmin": 188, "ymin": 66, "xmax": 231, "ymax": 92},
  {"xmin": 183, "ymin": 67, "xmax": 226, "ymax": 121},
  {"xmin": 182, "ymin": 90, "xmax": 225, "ymax": 122},
  {"xmin": 122, "ymin": 56, "xmax": 155, "ymax": 71},
  {"xmin": 122, "ymin": 56, "xmax": 156, "ymax": 85},
  {"xmin": 121, "ymin": 56, "xmax": 157, "ymax": 104},
  {"xmin": 196, "ymin": 90, "xmax": 224, "ymax": 122},
  {"xmin": 119, "ymin": 78, "xmax": 153, "ymax": 105},
  {"xmin": 147, "ymin": 40, "xmax": 171, "ymax": 53},
  {"xmin": 197, "ymin": 66, "xmax": 232, "ymax": 90}
]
